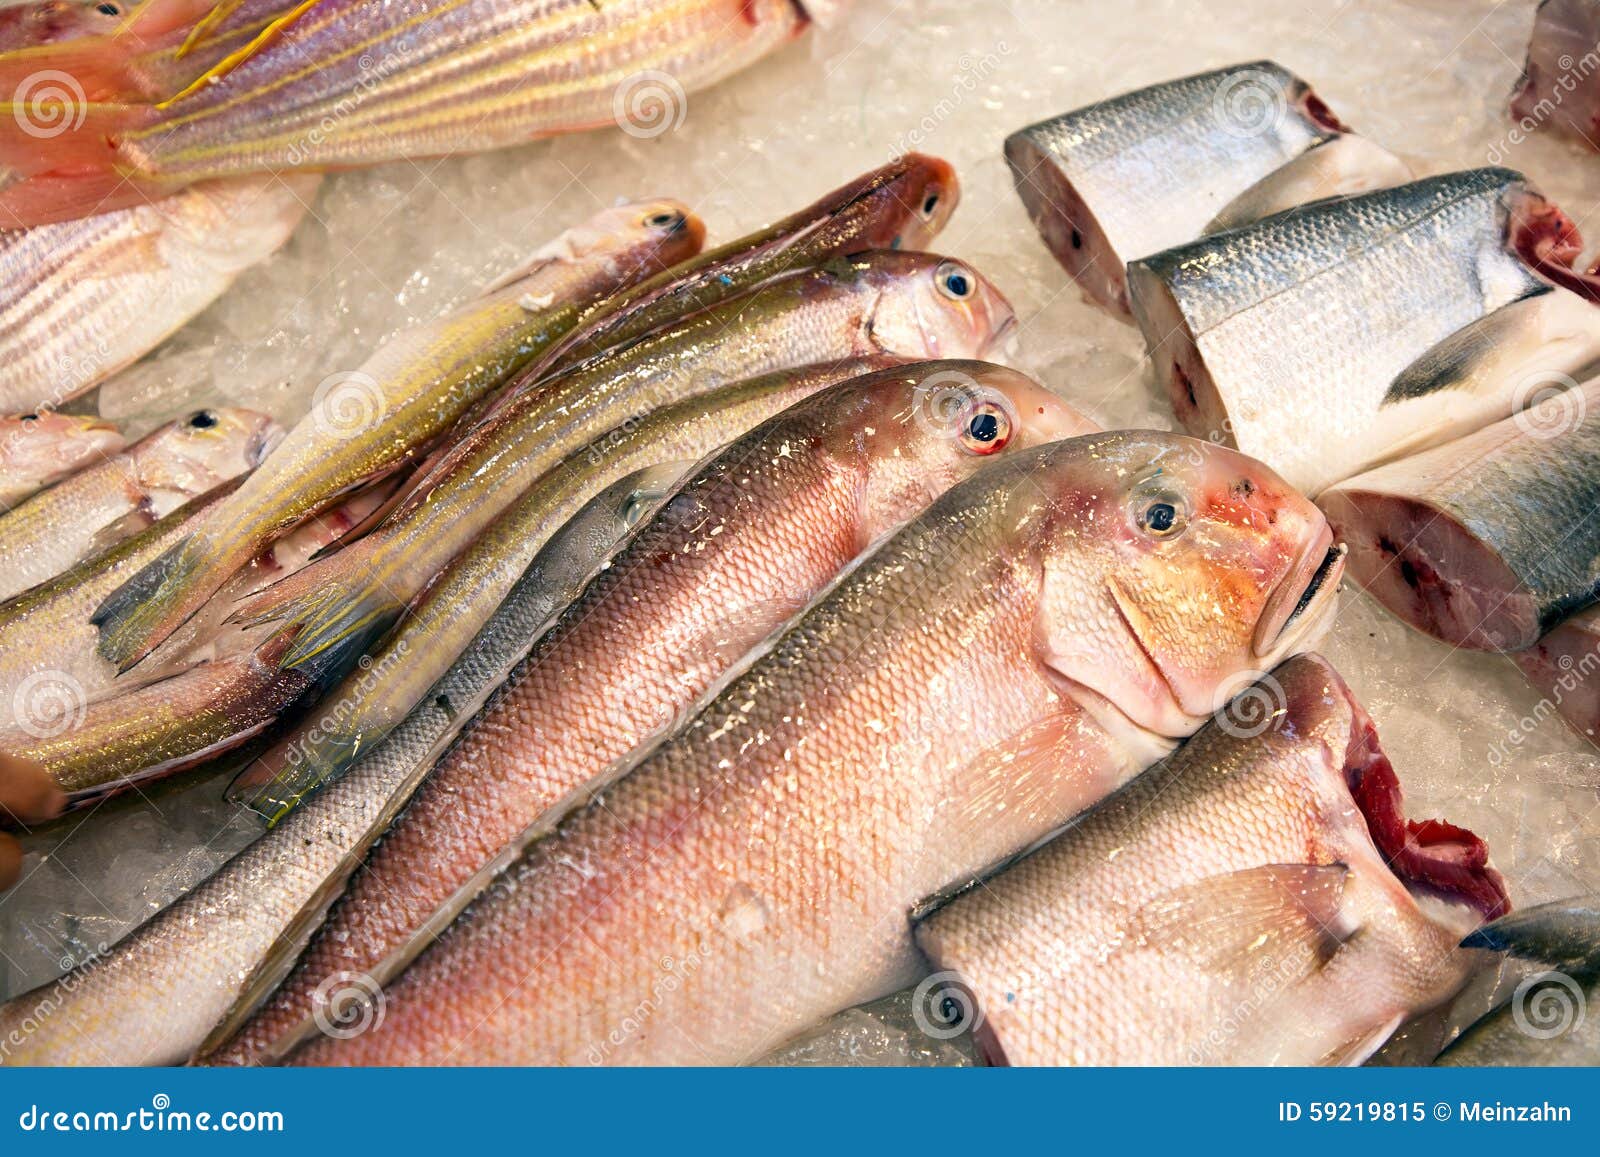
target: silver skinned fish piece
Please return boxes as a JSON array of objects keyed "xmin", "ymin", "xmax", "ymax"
[
  {"xmin": 1320, "ymin": 376, "xmax": 1600, "ymax": 651},
  {"xmin": 0, "ymin": 463, "xmax": 684, "ymax": 1066},
  {"xmin": 1513, "ymin": 602, "xmax": 1600, "ymax": 749},
  {"xmin": 287, "ymin": 431, "xmax": 1345, "ymax": 1066},
  {"xmin": 916, "ymin": 654, "xmax": 1508, "ymax": 1066},
  {"xmin": 1129, "ymin": 167, "xmax": 1600, "ymax": 495},
  {"xmin": 1005, "ymin": 60, "xmax": 1409, "ymax": 317}
]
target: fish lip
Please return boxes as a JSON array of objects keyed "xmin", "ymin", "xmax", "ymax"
[
  {"xmin": 250, "ymin": 423, "xmax": 286, "ymax": 465},
  {"xmin": 1252, "ymin": 521, "xmax": 1342, "ymax": 658}
]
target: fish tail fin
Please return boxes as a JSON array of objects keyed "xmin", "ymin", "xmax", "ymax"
[
  {"xmin": 225, "ymin": 719, "xmax": 364, "ymax": 820},
  {"xmin": 257, "ymin": 576, "xmax": 403, "ymax": 685},
  {"xmin": 1461, "ymin": 899, "xmax": 1600, "ymax": 974},
  {"xmin": 92, "ymin": 533, "xmax": 230, "ymax": 671}
]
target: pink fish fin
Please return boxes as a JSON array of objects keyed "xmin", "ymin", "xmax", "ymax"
[
  {"xmin": 0, "ymin": 102, "xmax": 167, "ymax": 226},
  {"xmin": 157, "ymin": 0, "xmax": 320, "ymax": 107},
  {"xmin": 1318, "ymin": 1012, "xmax": 1406, "ymax": 1068},
  {"xmin": 174, "ymin": 0, "xmax": 252, "ymax": 56}
]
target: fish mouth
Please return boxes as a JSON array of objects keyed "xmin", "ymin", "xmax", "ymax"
[{"xmin": 1252, "ymin": 522, "xmax": 1345, "ymax": 658}]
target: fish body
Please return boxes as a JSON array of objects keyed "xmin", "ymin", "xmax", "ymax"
[
  {"xmin": 290, "ymin": 431, "xmax": 1343, "ymax": 1066},
  {"xmin": 0, "ymin": 174, "xmax": 318, "ymax": 412},
  {"xmin": 235, "ymin": 251, "xmax": 1015, "ymax": 680},
  {"xmin": 1438, "ymin": 898, "xmax": 1600, "ymax": 1065},
  {"xmin": 1511, "ymin": 0, "xmax": 1600, "ymax": 150},
  {"xmin": 915, "ymin": 654, "xmax": 1508, "ymax": 1066},
  {"xmin": 0, "ymin": 464, "xmax": 674, "ymax": 1066},
  {"xmin": 208, "ymin": 362, "xmax": 1093, "ymax": 1065},
  {"xmin": 1320, "ymin": 376, "xmax": 1600, "ymax": 651},
  {"xmin": 230, "ymin": 356, "xmax": 904, "ymax": 817},
  {"xmin": 90, "ymin": 200, "xmax": 703, "ymax": 669},
  {"xmin": 1129, "ymin": 168, "xmax": 1600, "ymax": 494},
  {"xmin": 0, "ymin": 411, "xmax": 124, "ymax": 507},
  {"xmin": 1513, "ymin": 603, "xmax": 1600, "ymax": 747},
  {"xmin": 0, "ymin": 0, "xmax": 821, "ymax": 225},
  {"xmin": 0, "ymin": 407, "xmax": 276, "ymax": 602},
  {"xmin": 1005, "ymin": 61, "xmax": 1408, "ymax": 317}
]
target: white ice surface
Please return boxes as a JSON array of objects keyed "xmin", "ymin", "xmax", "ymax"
[{"xmin": 3, "ymin": 0, "xmax": 1599, "ymax": 1061}]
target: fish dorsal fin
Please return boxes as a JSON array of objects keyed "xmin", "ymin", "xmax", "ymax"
[
  {"xmin": 1382, "ymin": 284, "xmax": 1551, "ymax": 404},
  {"xmin": 160, "ymin": 0, "xmax": 321, "ymax": 107},
  {"xmin": 1131, "ymin": 862, "xmax": 1352, "ymax": 980},
  {"xmin": 176, "ymin": 0, "xmax": 248, "ymax": 57}
]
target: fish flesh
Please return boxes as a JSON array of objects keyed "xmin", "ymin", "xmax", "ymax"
[
  {"xmin": 0, "ymin": 407, "xmax": 277, "ymax": 602},
  {"xmin": 0, "ymin": 478, "xmax": 386, "ymax": 726},
  {"xmin": 536, "ymin": 154, "xmax": 957, "ymax": 378},
  {"xmin": 1005, "ymin": 61, "xmax": 1409, "ymax": 317},
  {"xmin": 915, "ymin": 654, "xmax": 1509, "ymax": 1066},
  {"xmin": 286, "ymin": 431, "xmax": 1344, "ymax": 1065},
  {"xmin": 1128, "ymin": 168, "xmax": 1600, "ymax": 494},
  {"xmin": 0, "ymin": 411, "xmax": 124, "ymax": 507},
  {"xmin": 229, "ymin": 356, "xmax": 902, "ymax": 817},
  {"xmin": 0, "ymin": 464, "xmax": 677, "ymax": 1065},
  {"xmin": 0, "ymin": 0, "xmax": 832, "ymax": 225},
  {"xmin": 1512, "ymin": 603, "xmax": 1600, "ymax": 747},
  {"xmin": 229, "ymin": 251, "xmax": 1015, "ymax": 684},
  {"xmin": 207, "ymin": 361, "xmax": 1094, "ymax": 1065},
  {"xmin": 0, "ymin": 174, "xmax": 318, "ymax": 412},
  {"xmin": 1438, "ymin": 898, "xmax": 1600, "ymax": 1065},
  {"xmin": 90, "ymin": 201, "xmax": 703, "ymax": 669},
  {"xmin": 1510, "ymin": 0, "xmax": 1600, "ymax": 151},
  {"xmin": 1319, "ymin": 376, "xmax": 1600, "ymax": 651}
]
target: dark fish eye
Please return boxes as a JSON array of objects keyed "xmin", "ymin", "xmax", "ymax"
[
  {"xmin": 935, "ymin": 261, "xmax": 973, "ymax": 301},
  {"xmin": 922, "ymin": 191, "xmax": 940, "ymax": 216},
  {"xmin": 19, "ymin": 413, "xmax": 36, "ymax": 422},
  {"xmin": 959, "ymin": 400, "xmax": 1011, "ymax": 455},
  {"xmin": 188, "ymin": 410, "xmax": 219, "ymax": 430},
  {"xmin": 97, "ymin": 2, "xmax": 120, "ymax": 14},
  {"xmin": 644, "ymin": 210, "xmax": 683, "ymax": 232},
  {"xmin": 1139, "ymin": 499, "xmax": 1185, "ymax": 538}
]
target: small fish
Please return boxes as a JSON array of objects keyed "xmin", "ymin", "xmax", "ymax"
[
  {"xmin": 0, "ymin": 0, "xmax": 833, "ymax": 225},
  {"xmin": 1320, "ymin": 375, "xmax": 1600, "ymax": 651},
  {"xmin": 0, "ymin": 407, "xmax": 277, "ymax": 602},
  {"xmin": 1513, "ymin": 603, "xmax": 1600, "ymax": 748},
  {"xmin": 0, "ymin": 411, "xmax": 124, "ymax": 507},
  {"xmin": 916, "ymin": 654, "xmax": 1508, "ymax": 1066},
  {"xmin": 0, "ymin": 464, "xmax": 676, "ymax": 1065},
  {"xmin": 207, "ymin": 361, "xmax": 1093, "ymax": 1066},
  {"xmin": 1129, "ymin": 168, "xmax": 1600, "ymax": 494},
  {"xmin": 230, "ymin": 251, "xmax": 1015, "ymax": 686},
  {"xmin": 90, "ymin": 201, "xmax": 704, "ymax": 670},
  {"xmin": 1006, "ymin": 61, "xmax": 1409, "ymax": 317},
  {"xmin": 0, "ymin": 174, "xmax": 317, "ymax": 412},
  {"xmin": 1511, "ymin": 0, "xmax": 1600, "ymax": 151},
  {"xmin": 287, "ymin": 431, "xmax": 1342, "ymax": 1066},
  {"xmin": 228, "ymin": 356, "xmax": 904, "ymax": 818},
  {"xmin": 536, "ymin": 154, "xmax": 957, "ymax": 377},
  {"xmin": 1438, "ymin": 898, "xmax": 1600, "ymax": 1066}
]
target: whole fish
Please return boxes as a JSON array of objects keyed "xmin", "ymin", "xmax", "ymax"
[
  {"xmin": 0, "ymin": 174, "xmax": 317, "ymax": 412},
  {"xmin": 1511, "ymin": 0, "xmax": 1600, "ymax": 151},
  {"xmin": 1128, "ymin": 168, "xmax": 1600, "ymax": 494},
  {"xmin": 0, "ymin": 0, "xmax": 834, "ymax": 225},
  {"xmin": 1007, "ymin": 61, "xmax": 1410, "ymax": 317},
  {"xmin": 90, "ymin": 200, "xmax": 703, "ymax": 669},
  {"xmin": 915, "ymin": 654, "xmax": 1508, "ymax": 1066},
  {"xmin": 0, "ymin": 478, "xmax": 386, "ymax": 725},
  {"xmin": 229, "ymin": 252, "xmax": 1015, "ymax": 682},
  {"xmin": 289, "ymin": 431, "xmax": 1344, "ymax": 1066},
  {"xmin": 1319, "ymin": 376, "xmax": 1600, "ymax": 651},
  {"xmin": 0, "ymin": 406, "xmax": 277, "ymax": 602},
  {"xmin": 229, "ymin": 356, "xmax": 903, "ymax": 817},
  {"xmin": 0, "ymin": 464, "xmax": 678, "ymax": 1065},
  {"xmin": 1438, "ymin": 898, "xmax": 1600, "ymax": 1066},
  {"xmin": 1512, "ymin": 602, "xmax": 1600, "ymax": 747},
  {"xmin": 0, "ymin": 411, "xmax": 124, "ymax": 507},
  {"xmin": 208, "ymin": 362, "xmax": 1093, "ymax": 1065},
  {"xmin": 536, "ymin": 154, "xmax": 957, "ymax": 378}
]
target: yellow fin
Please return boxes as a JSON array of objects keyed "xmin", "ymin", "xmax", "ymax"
[{"xmin": 161, "ymin": 0, "xmax": 320, "ymax": 107}]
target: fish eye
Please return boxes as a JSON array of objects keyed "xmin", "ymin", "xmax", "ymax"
[
  {"xmin": 921, "ymin": 191, "xmax": 941, "ymax": 217},
  {"xmin": 1137, "ymin": 498, "xmax": 1187, "ymax": 538},
  {"xmin": 959, "ymin": 400, "xmax": 1012, "ymax": 455},
  {"xmin": 18, "ymin": 413, "xmax": 36, "ymax": 422},
  {"xmin": 188, "ymin": 410, "xmax": 219, "ymax": 430},
  {"xmin": 97, "ymin": 2, "xmax": 120, "ymax": 13},
  {"xmin": 936, "ymin": 261, "xmax": 973, "ymax": 300},
  {"xmin": 644, "ymin": 209, "xmax": 683, "ymax": 232}
]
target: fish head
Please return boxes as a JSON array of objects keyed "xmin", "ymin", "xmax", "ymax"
[
  {"xmin": 857, "ymin": 252, "xmax": 1016, "ymax": 361},
  {"xmin": 0, "ymin": 410, "xmax": 122, "ymax": 466},
  {"xmin": 822, "ymin": 360, "xmax": 1096, "ymax": 536},
  {"xmin": 864, "ymin": 154, "xmax": 959, "ymax": 251},
  {"xmin": 1026, "ymin": 432, "xmax": 1343, "ymax": 738},
  {"xmin": 523, "ymin": 199, "xmax": 705, "ymax": 277},
  {"xmin": 140, "ymin": 408, "xmax": 282, "ymax": 492}
]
